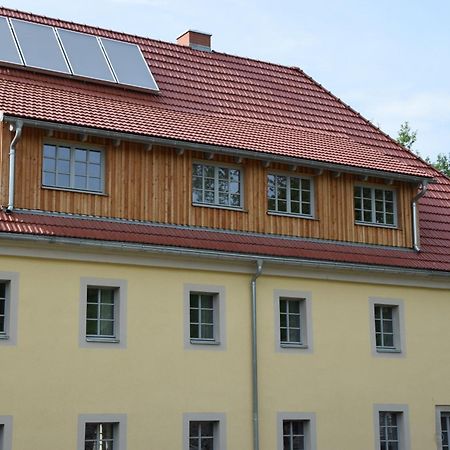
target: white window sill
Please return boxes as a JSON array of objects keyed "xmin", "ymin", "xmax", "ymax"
[
  {"xmin": 376, "ymin": 347, "xmax": 401, "ymax": 353},
  {"xmin": 42, "ymin": 185, "xmax": 107, "ymax": 196},
  {"xmin": 0, "ymin": 334, "xmax": 9, "ymax": 340},
  {"xmin": 267, "ymin": 211, "xmax": 315, "ymax": 220},
  {"xmin": 86, "ymin": 337, "xmax": 120, "ymax": 343},
  {"xmin": 355, "ymin": 221, "xmax": 398, "ymax": 229},
  {"xmin": 190, "ymin": 339, "xmax": 220, "ymax": 346},
  {"xmin": 280, "ymin": 342, "xmax": 308, "ymax": 349},
  {"xmin": 192, "ymin": 202, "xmax": 246, "ymax": 212}
]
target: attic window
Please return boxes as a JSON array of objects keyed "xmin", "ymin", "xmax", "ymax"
[
  {"xmin": 0, "ymin": 16, "xmax": 159, "ymax": 92},
  {"xmin": 354, "ymin": 186, "xmax": 397, "ymax": 227}
]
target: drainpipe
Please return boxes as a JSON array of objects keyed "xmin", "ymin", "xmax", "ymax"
[
  {"xmin": 6, "ymin": 121, "xmax": 23, "ymax": 213},
  {"xmin": 251, "ymin": 259, "xmax": 263, "ymax": 450},
  {"xmin": 412, "ymin": 181, "xmax": 429, "ymax": 252}
]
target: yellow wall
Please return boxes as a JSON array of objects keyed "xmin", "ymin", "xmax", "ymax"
[{"xmin": 1, "ymin": 253, "xmax": 449, "ymax": 449}]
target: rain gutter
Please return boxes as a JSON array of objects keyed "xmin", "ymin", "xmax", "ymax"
[
  {"xmin": 6, "ymin": 120, "xmax": 23, "ymax": 212},
  {"xmin": 412, "ymin": 181, "xmax": 429, "ymax": 252},
  {"xmin": 1, "ymin": 115, "xmax": 433, "ymax": 184}
]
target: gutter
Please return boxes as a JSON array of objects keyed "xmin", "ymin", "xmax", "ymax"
[
  {"xmin": 1, "ymin": 231, "xmax": 450, "ymax": 279},
  {"xmin": 2, "ymin": 115, "xmax": 433, "ymax": 184},
  {"xmin": 6, "ymin": 120, "xmax": 23, "ymax": 213},
  {"xmin": 251, "ymin": 260, "xmax": 263, "ymax": 450},
  {"xmin": 412, "ymin": 181, "xmax": 429, "ymax": 252}
]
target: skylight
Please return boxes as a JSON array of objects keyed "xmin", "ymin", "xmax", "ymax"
[{"xmin": 0, "ymin": 16, "xmax": 159, "ymax": 92}]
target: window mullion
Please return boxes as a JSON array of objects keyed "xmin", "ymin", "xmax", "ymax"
[{"xmin": 286, "ymin": 176, "xmax": 292, "ymax": 214}]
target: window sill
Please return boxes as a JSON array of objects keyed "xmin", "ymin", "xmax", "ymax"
[
  {"xmin": 42, "ymin": 185, "xmax": 107, "ymax": 196},
  {"xmin": 376, "ymin": 347, "xmax": 401, "ymax": 353},
  {"xmin": 192, "ymin": 202, "xmax": 246, "ymax": 212},
  {"xmin": 86, "ymin": 337, "xmax": 120, "ymax": 343},
  {"xmin": 190, "ymin": 339, "xmax": 220, "ymax": 346},
  {"xmin": 0, "ymin": 334, "xmax": 9, "ymax": 340},
  {"xmin": 267, "ymin": 211, "xmax": 316, "ymax": 220},
  {"xmin": 355, "ymin": 221, "xmax": 398, "ymax": 230},
  {"xmin": 280, "ymin": 343, "xmax": 308, "ymax": 349}
]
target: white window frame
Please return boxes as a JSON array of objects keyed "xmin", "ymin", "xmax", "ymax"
[
  {"xmin": 0, "ymin": 272, "xmax": 19, "ymax": 346},
  {"xmin": 267, "ymin": 172, "xmax": 314, "ymax": 218},
  {"xmin": 274, "ymin": 289, "xmax": 313, "ymax": 353},
  {"xmin": 183, "ymin": 413, "xmax": 226, "ymax": 450},
  {"xmin": 354, "ymin": 185, "xmax": 397, "ymax": 227},
  {"xmin": 192, "ymin": 161, "xmax": 244, "ymax": 210},
  {"xmin": 184, "ymin": 284, "xmax": 226, "ymax": 350},
  {"xmin": 42, "ymin": 141, "xmax": 105, "ymax": 194},
  {"xmin": 77, "ymin": 414, "xmax": 126, "ymax": 450},
  {"xmin": 277, "ymin": 412, "xmax": 316, "ymax": 450},
  {"xmin": 79, "ymin": 278, "xmax": 127, "ymax": 348},
  {"xmin": 374, "ymin": 404, "xmax": 410, "ymax": 450},
  {"xmin": 369, "ymin": 298, "xmax": 405, "ymax": 357},
  {"xmin": 0, "ymin": 416, "xmax": 13, "ymax": 450},
  {"xmin": 436, "ymin": 406, "xmax": 450, "ymax": 450}
]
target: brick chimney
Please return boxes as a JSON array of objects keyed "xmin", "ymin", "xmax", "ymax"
[{"xmin": 177, "ymin": 30, "xmax": 212, "ymax": 52}]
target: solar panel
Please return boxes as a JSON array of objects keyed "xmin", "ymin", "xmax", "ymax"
[
  {"xmin": 100, "ymin": 37, "xmax": 159, "ymax": 91},
  {"xmin": 0, "ymin": 16, "xmax": 23, "ymax": 65},
  {"xmin": 0, "ymin": 16, "xmax": 159, "ymax": 92},
  {"xmin": 10, "ymin": 18, "xmax": 70, "ymax": 74},
  {"xmin": 57, "ymin": 28, "xmax": 115, "ymax": 82}
]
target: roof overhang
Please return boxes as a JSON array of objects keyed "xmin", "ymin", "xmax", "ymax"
[{"xmin": 1, "ymin": 114, "xmax": 434, "ymax": 184}]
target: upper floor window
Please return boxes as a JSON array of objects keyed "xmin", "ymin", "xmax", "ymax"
[
  {"xmin": 267, "ymin": 174, "xmax": 313, "ymax": 216},
  {"xmin": 192, "ymin": 163, "xmax": 242, "ymax": 208},
  {"xmin": 0, "ymin": 282, "xmax": 6, "ymax": 337},
  {"xmin": 0, "ymin": 273, "xmax": 18, "ymax": 346},
  {"xmin": 42, "ymin": 143, "xmax": 103, "ymax": 193},
  {"xmin": 354, "ymin": 186, "xmax": 396, "ymax": 226}
]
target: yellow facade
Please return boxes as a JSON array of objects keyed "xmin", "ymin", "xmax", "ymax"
[{"xmin": 1, "ymin": 247, "xmax": 449, "ymax": 450}]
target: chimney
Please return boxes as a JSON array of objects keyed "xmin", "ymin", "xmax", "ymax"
[{"xmin": 177, "ymin": 30, "xmax": 212, "ymax": 52}]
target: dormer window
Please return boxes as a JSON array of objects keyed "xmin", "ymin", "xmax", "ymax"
[
  {"xmin": 192, "ymin": 162, "xmax": 242, "ymax": 209},
  {"xmin": 267, "ymin": 174, "xmax": 313, "ymax": 217},
  {"xmin": 42, "ymin": 143, "xmax": 104, "ymax": 193},
  {"xmin": 354, "ymin": 186, "xmax": 396, "ymax": 226}
]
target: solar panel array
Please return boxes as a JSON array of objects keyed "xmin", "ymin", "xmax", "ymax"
[{"xmin": 0, "ymin": 16, "xmax": 159, "ymax": 92}]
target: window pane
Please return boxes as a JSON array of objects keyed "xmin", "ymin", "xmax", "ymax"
[
  {"xmin": 101, "ymin": 304, "xmax": 114, "ymax": 320},
  {"xmin": 190, "ymin": 294, "xmax": 199, "ymax": 308},
  {"xmin": 43, "ymin": 144, "xmax": 56, "ymax": 158},
  {"xmin": 190, "ymin": 308, "xmax": 199, "ymax": 323},
  {"xmin": 100, "ymin": 320, "xmax": 114, "ymax": 336},
  {"xmin": 75, "ymin": 175, "xmax": 87, "ymax": 189},
  {"xmin": 201, "ymin": 324, "xmax": 214, "ymax": 339},
  {"xmin": 56, "ymin": 174, "xmax": 70, "ymax": 187},
  {"xmin": 200, "ymin": 295, "xmax": 213, "ymax": 309},
  {"xmin": 89, "ymin": 151, "xmax": 101, "ymax": 164},
  {"xmin": 43, "ymin": 158, "xmax": 56, "ymax": 172},
  {"xmin": 88, "ymin": 178, "xmax": 101, "ymax": 192},
  {"xmin": 289, "ymin": 328, "xmax": 301, "ymax": 342},
  {"xmin": 43, "ymin": 172, "xmax": 56, "ymax": 186},
  {"xmin": 86, "ymin": 319, "xmax": 98, "ymax": 335},
  {"xmin": 190, "ymin": 324, "xmax": 199, "ymax": 339},
  {"xmin": 58, "ymin": 146, "xmax": 70, "ymax": 160},
  {"xmin": 86, "ymin": 303, "xmax": 98, "ymax": 319},
  {"xmin": 201, "ymin": 309, "xmax": 214, "ymax": 324},
  {"xmin": 75, "ymin": 149, "xmax": 87, "ymax": 162}
]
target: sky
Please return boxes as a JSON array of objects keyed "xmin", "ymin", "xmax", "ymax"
[{"xmin": 1, "ymin": 0, "xmax": 449, "ymax": 160}]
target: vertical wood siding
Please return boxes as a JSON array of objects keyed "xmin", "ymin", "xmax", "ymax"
[{"xmin": 1, "ymin": 126, "xmax": 415, "ymax": 247}]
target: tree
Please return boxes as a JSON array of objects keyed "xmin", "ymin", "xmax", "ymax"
[
  {"xmin": 396, "ymin": 122, "xmax": 450, "ymax": 177},
  {"xmin": 434, "ymin": 153, "xmax": 450, "ymax": 177},
  {"xmin": 396, "ymin": 121, "xmax": 417, "ymax": 151}
]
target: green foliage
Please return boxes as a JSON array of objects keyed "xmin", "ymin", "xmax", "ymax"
[
  {"xmin": 434, "ymin": 153, "xmax": 450, "ymax": 177},
  {"xmin": 396, "ymin": 121, "xmax": 417, "ymax": 150},
  {"xmin": 396, "ymin": 122, "xmax": 450, "ymax": 176}
]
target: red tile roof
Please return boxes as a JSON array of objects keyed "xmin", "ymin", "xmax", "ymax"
[
  {"xmin": 0, "ymin": 7, "xmax": 449, "ymax": 273},
  {"xmin": 1, "ymin": 210, "xmax": 449, "ymax": 272}
]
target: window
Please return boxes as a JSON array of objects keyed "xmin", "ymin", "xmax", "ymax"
[
  {"xmin": 183, "ymin": 413, "xmax": 226, "ymax": 450},
  {"xmin": 42, "ymin": 143, "xmax": 103, "ymax": 192},
  {"xmin": 0, "ymin": 416, "xmax": 13, "ymax": 450},
  {"xmin": 374, "ymin": 406, "xmax": 409, "ymax": 450},
  {"xmin": 369, "ymin": 298, "xmax": 404, "ymax": 356},
  {"xmin": 268, "ymin": 174, "xmax": 313, "ymax": 216},
  {"xmin": 80, "ymin": 278, "xmax": 127, "ymax": 348},
  {"xmin": 275, "ymin": 290, "xmax": 312, "ymax": 353},
  {"xmin": 189, "ymin": 421, "xmax": 216, "ymax": 450},
  {"xmin": 78, "ymin": 415, "xmax": 126, "ymax": 450},
  {"xmin": 436, "ymin": 407, "xmax": 450, "ymax": 450},
  {"xmin": 184, "ymin": 284, "xmax": 226, "ymax": 350},
  {"xmin": 84, "ymin": 422, "xmax": 115, "ymax": 450},
  {"xmin": 354, "ymin": 186, "xmax": 396, "ymax": 226},
  {"xmin": 192, "ymin": 163, "xmax": 242, "ymax": 208},
  {"xmin": 277, "ymin": 413, "xmax": 316, "ymax": 450},
  {"xmin": 86, "ymin": 287, "xmax": 116, "ymax": 339},
  {"xmin": 0, "ymin": 282, "xmax": 6, "ymax": 336},
  {"xmin": 0, "ymin": 273, "xmax": 18, "ymax": 346}
]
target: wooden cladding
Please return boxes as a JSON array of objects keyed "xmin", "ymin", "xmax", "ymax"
[{"xmin": 0, "ymin": 125, "xmax": 415, "ymax": 247}]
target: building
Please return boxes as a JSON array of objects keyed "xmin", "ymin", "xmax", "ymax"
[{"xmin": 0, "ymin": 6, "xmax": 449, "ymax": 450}]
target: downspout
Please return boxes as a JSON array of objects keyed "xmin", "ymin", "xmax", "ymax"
[
  {"xmin": 412, "ymin": 181, "xmax": 429, "ymax": 252},
  {"xmin": 251, "ymin": 259, "xmax": 263, "ymax": 450},
  {"xmin": 6, "ymin": 121, "xmax": 23, "ymax": 213}
]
